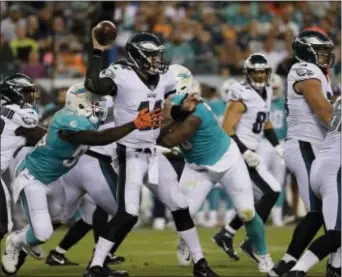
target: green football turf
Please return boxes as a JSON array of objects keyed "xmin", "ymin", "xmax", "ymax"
[{"xmin": 2, "ymin": 226, "xmax": 325, "ymax": 276}]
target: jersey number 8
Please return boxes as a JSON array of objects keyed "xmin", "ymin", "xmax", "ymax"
[
  {"xmin": 252, "ymin": 112, "xmax": 267, "ymax": 134},
  {"xmin": 138, "ymin": 100, "xmax": 162, "ymax": 131}
]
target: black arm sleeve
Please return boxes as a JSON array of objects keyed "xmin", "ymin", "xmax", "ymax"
[
  {"xmin": 230, "ymin": 134, "xmax": 248, "ymax": 153},
  {"xmin": 84, "ymin": 49, "xmax": 117, "ymax": 96},
  {"xmin": 170, "ymin": 105, "xmax": 193, "ymax": 122},
  {"xmin": 15, "ymin": 126, "xmax": 47, "ymax": 145},
  {"xmin": 264, "ymin": 128, "xmax": 280, "ymax": 147},
  {"xmin": 58, "ymin": 122, "xmax": 136, "ymax": 146}
]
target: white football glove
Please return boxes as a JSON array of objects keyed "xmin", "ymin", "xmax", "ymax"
[
  {"xmin": 275, "ymin": 144, "xmax": 284, "ymax": 158},
  {"xmin": 242, "ymin": 149, "xmax": 260, "ymax": 168}
]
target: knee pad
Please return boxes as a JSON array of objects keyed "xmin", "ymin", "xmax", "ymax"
[
  {"xmin": 237, "ymin": 208, "xmax": 255, "ymax": 222},
  {"xmin": 32, "ymin": 222, "xmax": 53, "ymax": 242}
]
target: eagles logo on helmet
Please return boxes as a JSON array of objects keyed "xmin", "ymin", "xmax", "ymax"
[
  {"xmin": 292, "ymin": 30, "xmax": 335, "ymax": 70},
  {"xmin": 243, "ymin": 53, "xmax": 272, "ymax": 91},
  {"xmin": 125, "ymin": 32, "xmax": 169, "ymax": 75}
]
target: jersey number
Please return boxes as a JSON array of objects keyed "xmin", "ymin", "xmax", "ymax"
[
  {"xmin": 252, "ymin": 112, "xmax": 267, "ymax": 134},
  {"xmin": 0, "ymin": 118, "xmax": 4, "ymax": 135},
  {"xmin": 63, "ymin": 145, "xmax": 88, "ymax": 168},
  {"xmin": 137, "ymin": 100, "xmax": 162, "ymax": 131}
]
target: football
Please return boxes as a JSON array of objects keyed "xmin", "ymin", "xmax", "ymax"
[{"xmin": 93, "ymin": 20, "xmax": 117, "ymax": 46}]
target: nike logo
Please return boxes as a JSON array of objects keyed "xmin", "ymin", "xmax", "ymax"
[
  {"xmin": 199, "ymin": 271, "xmax": 208, "ymax": 276},
  {"xmin": 222, "ymin": 241, "xmax": 230, "ymax": 252},
  {"xmin": 51, "ymin": 255, "xmax": 65, "ymax": 264},
  {"xmin": 185, "ymin": 253, "xmax": 191, "ymax": 261}
]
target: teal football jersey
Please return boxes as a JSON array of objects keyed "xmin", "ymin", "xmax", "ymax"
[
  {"xmin": 206, "ymin": 98, "xmax": 226, "ymax": 123},
  {"xmin": 171, "ymin": 95, "xmax": 231, "ymax": 165},
  {"xmin": 269, "ymin": 97, "xmax": 287, "ymax": 140},
  {"xmin": 20, "ymin": 108, "xmax": 98, "ymax": 184}
]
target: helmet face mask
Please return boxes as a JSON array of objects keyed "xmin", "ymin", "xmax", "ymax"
[
  {"xmin": 244, "ymin": 54, "xmax": 271, "ymax": 91},
  {"xmin": 1, "ymin": 73, "xmax": 39, "ymax": 107},
  {"xmin": 293, "ymin": 31, "xmax": 335, "ymax": 69},
  {"xmin": 126, "ymin": 33, "xmax": 169, "ymax": 75}
]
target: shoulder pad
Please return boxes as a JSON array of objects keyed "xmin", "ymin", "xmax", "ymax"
[
  {"xmin": 6, "ymin": 106, "xmax": 40, "ymax": 128},
  {"xmin": 290, "ymin": 62, "xmax": 322, "ymax": 81},
  {"xmin": 227, "ymin": 83, "xmax": 246, "ymax": 102}
]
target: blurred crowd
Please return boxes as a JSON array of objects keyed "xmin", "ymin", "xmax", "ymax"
[{"xmin": 1, "ymin": 1, "xmax": 341, "ymax": 81}]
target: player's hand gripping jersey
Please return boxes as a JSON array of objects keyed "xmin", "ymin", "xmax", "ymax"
[
  {"xmin": 101, "ymin": 62, "xmax": 175, "ymax": 149},
  {"xmin": 227, "ymin": 82, "xmax": 272, "ymax": 150},
  {"xmin": 19, "ymin": 108, "xmax": 98, "ymax": 184},
  {"xmin": 1, "ymin": 105, "xmax": 39, "ymax": 174},
  {"xmin": 171, "ymin": 94, "xmax": 231, "ymax": 166},
  {"xmin": 286, "ymin": 62, "xmax": 333, "ymax": 143}
]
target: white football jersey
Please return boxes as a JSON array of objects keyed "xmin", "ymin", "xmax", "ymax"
[
  {"xmin": 227, "ymin": 82, "xmax": 272, "ymax": 151},
  {"xmin": 286, "ymin": 62, "xmax": 333, "ymax": 144},
  {"xmin": 101, "ymin": 64, "xmax": 176, "ymax": 149},
  {"xmin": 319, "ymin": 96, "xmax": 341, "ymax": 158},
  {"xmin": 1, "ymin": 104, "xmax": 39, "ymax": 174}
]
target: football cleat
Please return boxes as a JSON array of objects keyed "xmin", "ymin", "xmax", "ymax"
[
  {"xmin": 2, "ymin": 233, "xmax": 21, "ymax": 274},
  {"xmin": 23, "ymin": 245, "xmax": 45, "ymax": 260},
  {"xmin": 45, "ymin": 250, "xmax": 79, "ymax": 266},
  {"xmin": 240, "ymin": 239, "xmax": 259, "ymax": 263},
  {"xmin": 212, "ymin": 229, "xmax": 239, "ymax": 261},
  {"xmin": 268, "ymin": 260, "xmax": 297, "ymax": 276},
  {"xmin": 193, "ymin": 258, "xmax": 219, "ymax": 276},
  {"xmin": 257, "ymin": 254, "xmax": 274, "ymax": 273},
  {"xmin": 84, "ymin": 266, "xmax": 128, "ymax": 277},
  {"xmin": 106, "ymin": 254, "xmax": 125, "ymax": 265},
  {"xmin": 176, "ymin": 238, "xmax": 191, "ymax": 266},
  {"xmin": 283, "ymin": 270, "xmax": 306, "ymax": 277}
]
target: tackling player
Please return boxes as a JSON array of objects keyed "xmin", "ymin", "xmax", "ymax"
[
  {"xmin": 2, "ymin": 82, "xmax": 158, "ymax": 275},
  {"xmin": 269, "ymin": 30, "xmax": 334, "ymax": 276}
]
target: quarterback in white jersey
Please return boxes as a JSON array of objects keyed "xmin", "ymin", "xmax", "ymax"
[
  {"xmin": 213, "ymin": 53, "xmax": 283, "ymax": 263},
  {"xmin": 0, "ymin": 74, "xmax": 43, "ymax": 241},
  {"xmin": 270, "ymin": 30, "xmax": 335, "ymax": 277},
  {"xmin": 83, "ymin": 30, "xmax": 217, "ymax": 277}
]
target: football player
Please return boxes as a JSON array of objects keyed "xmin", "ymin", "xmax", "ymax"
[
  {"xmin": 0, "ymin": 74, "xmax": 45, "ymax": 243},
  {"xmin": 212, "ymin": 54, "xmax": 282, "ymax": 262},
  {"xmin": 284, "ymin": 97, "xmax": 340, "ymax": 277},
  {"xmin": 161, "ymin": 64, "xmax": 274, "ymax": 273},
  {"xmin": 257, "ymin": 74, "xmax": 287, "ymax": 227},
  {"xmin": 2, "ymin": 82, "xmax": 158, "ymax": 275},
  {"xmin": 269, "ymin": 30, "xmax": 334, "ymax": 277},
  {"xmin": 83, "ymin": 30, "xmax": 217, "ymax": 277}
]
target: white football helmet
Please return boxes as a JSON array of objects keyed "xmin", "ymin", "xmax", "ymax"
[
  {"xmin": 65, "ymin": 82, "xmax": 108, "ymax": 124},
  {"xmin": 169, "ymin": 64, "xmax": 193, "ymax": 95},
  {"xmin": 270, "ymin": 74, "xmax": 284, "ymax": 100},
  {"xmin": 191, "ymin": 78, "xmax": 201, "ymax": 94},
  {"xmin": 220, "ymin": 78, "xmax": 238, "ymax": 101}
]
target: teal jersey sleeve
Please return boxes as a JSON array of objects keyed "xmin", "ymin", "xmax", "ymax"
[
  {"xmin": 23, "ymin": 108, "xmax": 97, "ymax": 184},
  {"xmin": 170, "ymin": 95, "xmax": 230, "ymax": 165}
]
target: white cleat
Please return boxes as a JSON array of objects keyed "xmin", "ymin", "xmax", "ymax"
[
  {"xmin": 2, "ymin": 232, "xmax": 21, "ymax": 274},
  {"xmin": 176, "ymin": 238, "xmax": 191, "ymax": 266},
  {"xmin": 23, "ymin": 245, "xmax": 45, "ymax": 260},
  {"xmin": 257, "ymin": 254, "xmax": 275, "ymax": 273},
  {"xmin": 152, "ymin": 218, "xmax": 166, "ymax": 230}
]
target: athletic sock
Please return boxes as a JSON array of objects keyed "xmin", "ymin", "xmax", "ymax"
[{"xmin": 89, "ymin": 237, "xmax": 114, "ymax": 268}]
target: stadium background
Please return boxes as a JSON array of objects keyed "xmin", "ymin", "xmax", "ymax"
[{"xmin": 0, "ymin": 1, "xmax": 341, "ymax": 276}]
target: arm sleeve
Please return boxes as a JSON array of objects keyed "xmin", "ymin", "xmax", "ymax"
[
  {"xmin": 264, "ymin": 128, "xmax": 280, "ymax": 147},
  {"xmin": 84, "ymin": 49, "xmax": 117, "ymax": 96}
]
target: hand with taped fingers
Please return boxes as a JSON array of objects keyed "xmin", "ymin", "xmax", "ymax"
[
  {"xmin": 91, "ymin": 27, "xmax": 115, "ymax": 51},
  {"xmin": 133, "ymin": 108, "xmax": 163, "ymax": 130}
]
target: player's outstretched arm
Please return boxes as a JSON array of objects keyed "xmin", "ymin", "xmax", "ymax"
[
  {"xmin": 296, "ymin": 79, "xmax": 333, "ymax": 127},
  {"xmin": 15, "ymin": 126, "xmax": 47, "ymax": 146},
  {"xmin": 84, "ymin": 28, "xmax": 117, "ymax": 96},
  {"xmin": 59, "ymin": 109, "xmax": 162, "ymax": 146},
  {"xmin": 158, "ymin": 115, "xmax": 201, "ymax": 148}
]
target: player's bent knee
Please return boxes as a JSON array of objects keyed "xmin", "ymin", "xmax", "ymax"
[
  {"xmin": 237, "ymin": 208, "xmax": 255, "ymax": 222},
  {"xmin": 34, "ymin": 223, "xmax": 53, "ymax": 242}
]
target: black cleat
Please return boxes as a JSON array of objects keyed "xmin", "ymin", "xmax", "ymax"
[
  {"xmin": 240, "ymin": 239, "xmax": 259, "ymax": 263},
  {"xmin": 326, "ymin": 264, "xmax": 341, "ymax": 277},
  {"xmin": 84, "ymin": 266, "xmax": 129, "ymax": 277},
  {"xmin": 212, "ymin": 229, "xmax": 239, "ymax": 261},
  {"xmin": 268, "ymin": 260, "xmax": 296, "ymax": 277},
  {"xmin": 2, "ymin": 250, "xmax": 27, "ymax": 276},
  {"xmin": 45, "ymin": 250, "xmax": 79, "ymax": 266},
  {"xmin": 193, "ymin": 258, "xmax": 219, "ymax": 277},
  {"xmin": 283, "ymin": 270, "xmax": 306, "ymax": 277},
  {"xmin": 106, "ymin": 255, "xmax": 125, "ymax": 265}
]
